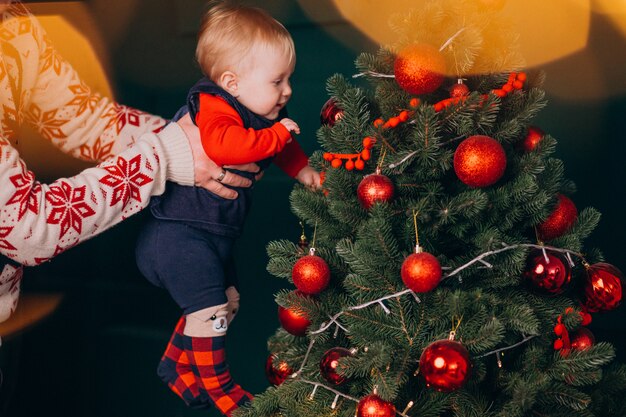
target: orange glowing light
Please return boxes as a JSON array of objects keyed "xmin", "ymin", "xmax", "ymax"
[
  {"xmin": 535, "ymin": 264, "xmax": 545, "ymax": 274},
  {"xmin": 298, "ymin": 0, "xmax": 590, "ymax": 70}
]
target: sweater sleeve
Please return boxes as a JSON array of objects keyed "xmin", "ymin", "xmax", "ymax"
[
  {"xmin": 8, "ymin": 7, "xmax": 167, "ymax": 163},
  {"xmin": 0, "ymin": 122, "xmax": 193, "ymax": 267},
  {"xmin": 196, "ymin": 94, "xmax": 293, "ymax": 166}
]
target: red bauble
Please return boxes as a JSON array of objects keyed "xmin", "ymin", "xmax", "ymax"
[
  {"xmin": 524, "ymin": 250, "xmax": 571, "ymax": 294},
  {"xmin": 292, "ymin": 254, "xmax": 330, "ymax": 294},
  {"xmin": 320, "ymin": 98, "xmax": 344, "ymax": 127},
  {"xmin": 357, "ymin": 170, "xmax": 395, "ymax": 209},
  {"xmin": 521, "ymin": 126, "xmax": 545, "ymax": 152},
  {"xmin": 449, "ymin": 81, "xmax": 469, "ymax": 98},
  {"xmin": 356, "ymin": 394, "xmax": 396, "ymax": 417},
  {"xmin": 401, "ymin": 252, "xmax": 442, "ymax": 293},
  {"xmin": 419, "ymin": 339, "xmax": 471, "ymax": 392},
  {"xmin": 278, "ymin": 304, "xmax": 311, "ymax": 336},
  {"xmin": 570, "ymin": 327, "xmax": 595, "ymax": 351},
  {"xmin": 537, "ymin": 194, "xmax": 578, "ymax": 241},
  {"xmin": 265, "ymin": 354, "xmax": 293, "ymax": 385},
  {"xmin": 394, "ymin": 44, "xmax": 446, "ymax": 95},
  {"xmin": 583, "ymin": 262, "xmax": 623, "ymax": 312},
  {"xmin": 453, "ymin": 135, "xmax": 507, "ymax": 187},
  {"xmin": 320, "ymin": 347, "xmax": 353, "ymax": 385}
]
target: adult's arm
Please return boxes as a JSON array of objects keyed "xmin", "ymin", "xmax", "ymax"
[
  {"xmin": 1, "ymin": 4, "xmax": 166, "ymax": 163},
  {"xmin": 0, "ymin": 122, "xmax": 192, "ymax": 266}
]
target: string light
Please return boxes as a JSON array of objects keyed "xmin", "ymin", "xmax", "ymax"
[{"xmin": 285, "ymin": 241, "xmax": 576, "ymax": 415}]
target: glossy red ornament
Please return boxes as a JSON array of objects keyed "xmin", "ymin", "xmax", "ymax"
[
  {"xmin": 278, "ymin": 304, "xmax": 311, "ymax": 336},
  {"xmin": 570, "ymin": 327, "xmax": 595, "ymax": 351},
  {"xmin": 320, "ymin": 347, "xmax": 353, "ymax": 385},
  {"xmin": 453, "ymin": 135, "xmax": 507, "ymax": 187},
  {"xmin": 320, "ymin": 98, "xmax": 344, "ymax": 127},
  {"xmin": 524, "ymin": 250, "xmax": 571, "ymax": 293},
  {"xmin": 583, "ymin": 262, "xmax": 623, "ymax": 312},
  {"xmin": 357, "ymin": 169, "xmax": 394, "ymax": 209},
  {"xmin": 420, "ymin": 339, "xmax": 470, "ymax": 392},
  {"xmin": 356, "ymin": 394, "xmax": 396, "ymax": 417},
  {"xmin": 265, "ymin": 354, "xmax": 293, "ymax": 385},
  {"xmin": 401, "ymin": 252, "xmax": 442, "ymax": 293},
  {"xmin": 292, "ymin": 254, "xmax": 330, "ymax": 295},
  {"xmin": 449, "ymin": 80, "xmax": 469, "ymax": 98},
  {"xmin": 521, "ymin": 126, "xmax": 545, "ymax": 152},
  {"xmin": 537, "ymin": 194, "xmax": 578, "ymax": 241},
  {"xmin": 394, "ymin": 44, "xmax": 446, "ymax": 95}
]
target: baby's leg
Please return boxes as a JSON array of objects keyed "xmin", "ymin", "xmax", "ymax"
[
  {"xmin": 183, "ymin": 303, "xmax": 252, "ymax": 416},
  {"xmin": 157, "ymin": 316, "xmax": 203, "ymax": 407}
]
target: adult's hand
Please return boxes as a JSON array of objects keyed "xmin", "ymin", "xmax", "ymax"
[{"xmin": 177, "ymin": 113, "xmax": 260, "ymax": 199}]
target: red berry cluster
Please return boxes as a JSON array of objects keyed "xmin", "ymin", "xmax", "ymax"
[
  {"xmin": 434, "ymin": 72, "xmax": 527, "ymax": 112},
  {"xmin": 323, "ymin": 102, "xmax": 417, "ymax": 171},
  {"xmin": 553, "ymin": 307, "xmax": 593, "ymax": 357}
]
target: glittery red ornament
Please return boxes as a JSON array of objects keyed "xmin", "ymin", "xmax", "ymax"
[
  {"xmin": 449, "ymin": 80, "xmax": 469, "ymax": 98},
  {"xmin": 570, "ymin": 327, "xmax": 595, "ymax": 351},
  {"xmin": 320, "ymin": 347, "xmax": 353, "ymax": 385},
  {"xmin": 394, "ymin": 44, "xmax": 446, "ymax": 95},
  {"xmin": 524, "ymin": 250, "xmax": 571, "ymax": 294},
  {"xmin": 401, "ymin": 252, "xmax": 442, "ymax": 293},
  {"xmin": 292, "ymin": 254, "xmax": 330, "ymax": 295},
  {"xmin": 356, "ymin": 394, "xmax": 396, "ymax": 417},
  {"xmin": 521, "ymin": 126, "xmax": 545, "ymax": 152},
  {"xmin": 278, "ymin": 304, "xmax": 311, "ymax": 336},
  {"xmin": 583, "ymin": 262, "xmax": 623, "ymax": 312},
  {"xmin": 357, "ymin": 169, "xmax": 394, "ymax": 209},
  {"xmin": 265, "ymin": 354, "xmax": 293, "ymax": 385},
  {"xmin": 537, "ymin": 194, "xmax": 578, "ymax": 241},
  {"xmin": 453, "ymin": 135, "xmax": 507, "ymax": 187},
  {"xmin": 320, "ymin": 98, "xmax": 344, "ymax": 127},
  {"xmin": 419, "ymin": 339, "xmax": 471, "ymax": 392}
]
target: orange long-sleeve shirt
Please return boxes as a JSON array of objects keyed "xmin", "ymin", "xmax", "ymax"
[{"xmin": 196, "ymin": 94, "xmax": 309, "ymax": 178}]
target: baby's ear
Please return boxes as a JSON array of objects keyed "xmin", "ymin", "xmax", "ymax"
[{"xmin": 219, "ymin": 71, "xmax": 239, "ymax": 97}]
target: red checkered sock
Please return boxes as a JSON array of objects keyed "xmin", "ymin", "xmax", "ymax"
[
  {"xmin": 157, "ymin": 317, "xmax": 203, "ymax": 407},
  {"xmin": 183, "ymin": 334, "xmax": 252, "ymax": 416}
]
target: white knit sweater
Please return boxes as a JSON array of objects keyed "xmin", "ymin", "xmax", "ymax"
[{"xmin": 0, "ymin": 3, "xmax": 195, "ymax": 322}]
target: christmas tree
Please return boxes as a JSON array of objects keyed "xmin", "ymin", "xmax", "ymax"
[{"xmin": 237, "ymin": 1, "xmax": 626, "ymax": 416}]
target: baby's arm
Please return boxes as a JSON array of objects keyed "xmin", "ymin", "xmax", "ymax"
[{"xmin": 196, "ymin": 94, "xmax": 295, "ymax": 166}]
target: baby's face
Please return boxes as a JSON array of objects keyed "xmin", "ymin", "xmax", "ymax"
[{"xmin": 234, "ymin": 45, "xmax": 294, "ymax": 120}]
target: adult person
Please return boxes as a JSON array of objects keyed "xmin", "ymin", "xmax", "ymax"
[{"xmin": 0, "ymin": 1, "xmax": 259, "ymax": 322}]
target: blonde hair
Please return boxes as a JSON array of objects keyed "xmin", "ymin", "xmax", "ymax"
[{"xmin": 196, "ymin": 2, "xmax": 295, "ymax": 81}]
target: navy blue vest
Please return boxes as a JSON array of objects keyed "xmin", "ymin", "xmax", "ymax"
[{"xmin": 149, "ymin": 78, "xmax": 286, "ymax": 237}]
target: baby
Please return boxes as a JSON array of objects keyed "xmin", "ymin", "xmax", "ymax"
[{"xmin": 136, "ymin": 2, "xmax": 320, "ymax": 416}]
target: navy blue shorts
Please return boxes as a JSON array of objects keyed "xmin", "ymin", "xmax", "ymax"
[{"xmin": 135, "ymin": 218, "xmax": 238, "ymax": 314}]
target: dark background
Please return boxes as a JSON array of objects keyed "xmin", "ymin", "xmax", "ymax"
[{"xmin": 1, "ymin": 1, "xmax": 625, "ymax": 416}]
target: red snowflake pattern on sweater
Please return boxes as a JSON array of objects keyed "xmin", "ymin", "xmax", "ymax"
[
  {"xmin": 41, "ymin": 36, "xmax": 62, "ymax": 75},
  {"xmin": 80, "ymin": 137, "xmax": 114, "ymax": 162},
  {"xmin": 0, "ymin": 227, "xmax": 16, "ymax": 251},
  {"xmin": 100, "ymin": 154, "xmax": 153, "ymax": 208},
  {"xmin": 6, "ymin": 161, "xmax": 40, "ymax": 220},
  {"xmin": 24, "ymin": 103, "xmax": 68, "ymax": 141},
  {"xmin": 103, "ymin": 104, "xmax": 142, "ymax": 135},
  {"xmin": 45, "ymin": 181, "xmax": 96, "ymax": 239},
  {"xmin": 66, "ymin": 80, "xmax": 99, "ymax": 115}
]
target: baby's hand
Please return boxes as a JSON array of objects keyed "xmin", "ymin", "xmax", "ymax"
[
  {"xmin": 295, "ymin": 165, "xmax": 322, "ymax": 191},
  {"xmin": 280, "ymin": 118, "xmax": 300, "ymax": 135}
]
